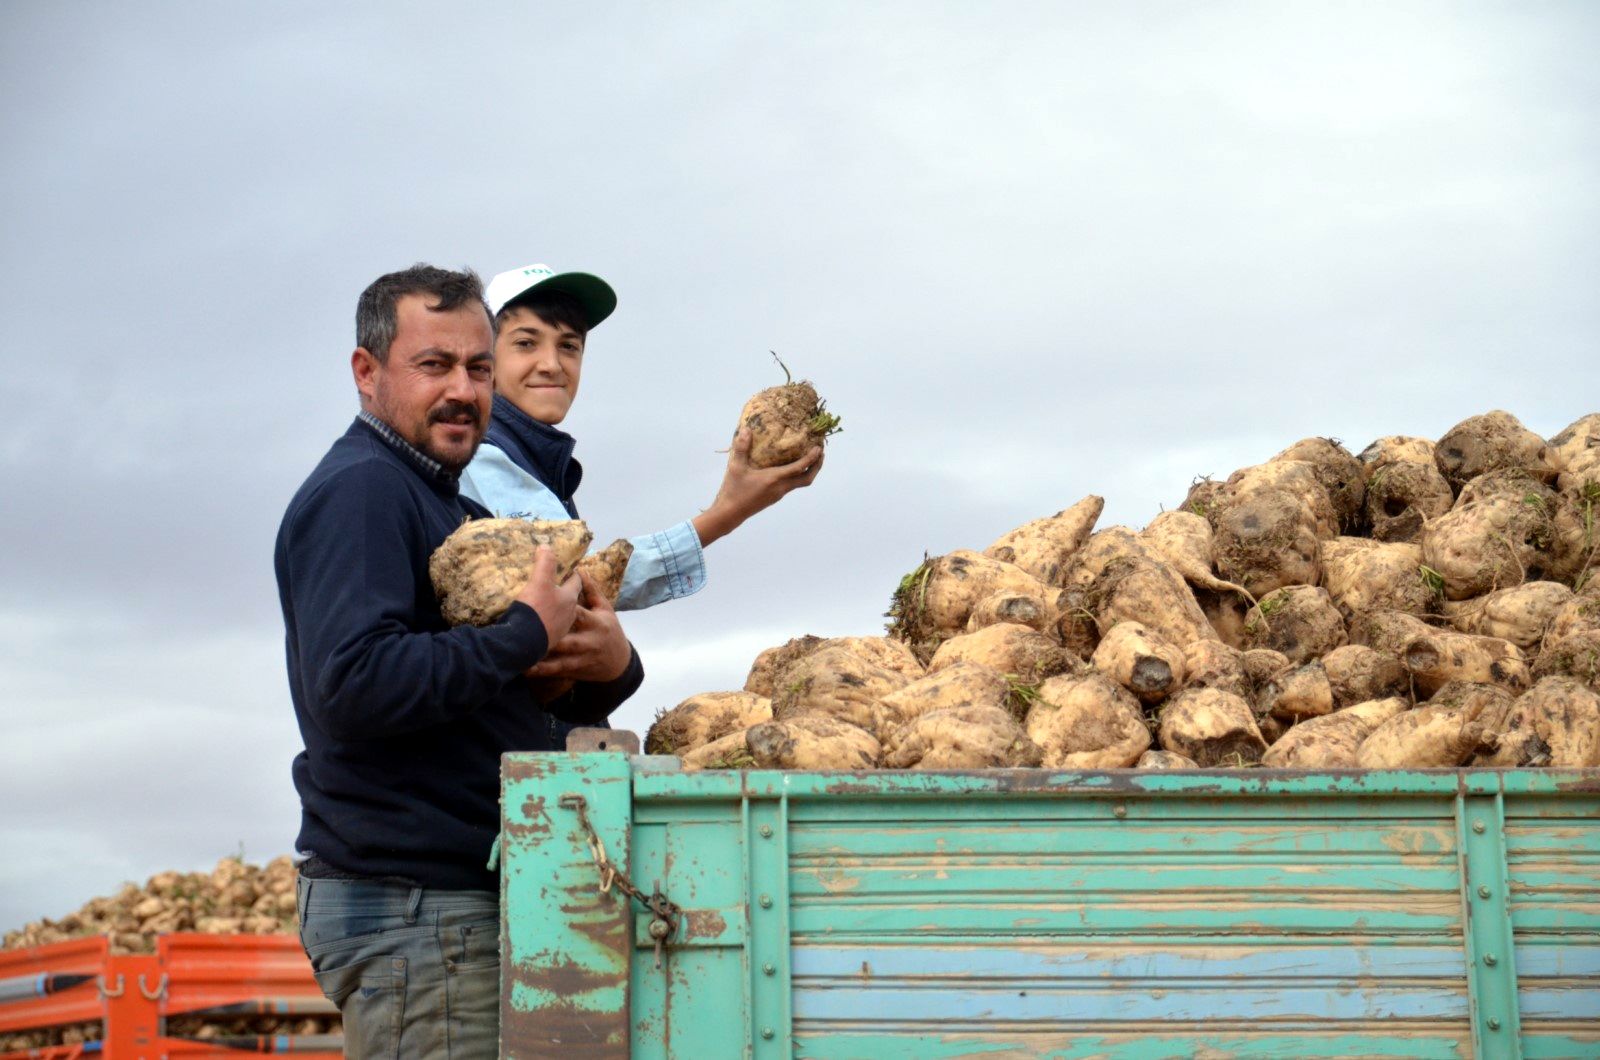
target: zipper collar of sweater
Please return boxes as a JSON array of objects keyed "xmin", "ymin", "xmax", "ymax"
[
  {"xmin": 355, "ymin": 410, "xmax": 462, "ymax": 493},
  {"xmin": 484, "ymin": 393, "xmax": 584, "ymax": 503}
]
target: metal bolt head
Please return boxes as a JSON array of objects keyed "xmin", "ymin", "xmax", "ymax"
[
  {"xmin": 759, "ymin": 895, "xmax": 773, "ymax": 909},
  {"xmin": 1472, "ymin": 820, "xmax": 1487, "ymax": 834},
  {"xmin": 1112, "ymin": 805, "xmax": 1127, "ymax": 818},
  {"xmin": 761, "ymin": 1027, "xmax": 775, "ymax": 1040},
  {"xmin": 648, "ymin": 919, "xmax": 671, "ymax": 940},
  {"xmin": 759, "ymin": 825, "xmax": 774, "ymax": 838},
  {"xmin": 1487, "ymin": 1018, "xmax": 1501, "ymax": 1031},
  {"xmin": 1483, "ymin": 953, "xmax": 1498, "ymax": 967},
  {"xmin": 1478, "ymin": 885, "xmax": 1492, "ymax": 899},
  {"xmin": 763, "ymin": 962, "xmax": 776, "ymax": 976}
]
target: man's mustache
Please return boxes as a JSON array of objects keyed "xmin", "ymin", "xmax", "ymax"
[{"xmin": 428, "ymin": 402, "xmax": 483, "ymax": 426}]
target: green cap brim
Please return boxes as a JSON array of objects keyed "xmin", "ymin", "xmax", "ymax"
[{"xmin": 501, "ymin": 271, "xmax": 616, "ymax": 330}]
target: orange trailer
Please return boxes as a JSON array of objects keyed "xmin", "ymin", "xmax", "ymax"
[{"xmin": 0, "ymin": 935, "xmax": 339, "ymax": 1059}]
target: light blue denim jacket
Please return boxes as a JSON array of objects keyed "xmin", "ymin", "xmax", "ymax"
[{"xmin": 459, "ymin": 399, "xmax": 706, "ymax": 611}]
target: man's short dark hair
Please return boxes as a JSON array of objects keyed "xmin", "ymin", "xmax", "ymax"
[
  {"xmin": 493, "ymin": 288, "xmax": 591, "ymax": 339},
  {"xmin": 357, "ymin": 264, "xmax": 488, "ymax": 363}
]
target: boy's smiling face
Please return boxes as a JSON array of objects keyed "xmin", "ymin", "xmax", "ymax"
[{"xmin": 494, "ymin": 304, "xmax": 584, "ymax": 424}]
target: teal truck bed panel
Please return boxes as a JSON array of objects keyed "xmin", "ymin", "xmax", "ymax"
[{"xmin": 498, "ymin": 756, "xmax": 1600, "ymax": 1059}]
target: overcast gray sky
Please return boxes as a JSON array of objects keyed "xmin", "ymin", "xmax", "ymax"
[{"xmin": 2, "ymin": 1, "xmax": 1596, "ymax": 932}]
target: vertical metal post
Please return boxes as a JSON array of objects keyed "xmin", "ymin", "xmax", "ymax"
[
  {"xmin": 101, "ymin": 953, "xmax": 162, "ymax": 1058},
  {"xmin": 1458, "ymin": 788, "xmax": 1522, "ymax": 1059},
  {"xmin": 746, "ymin": 787, "xmax": 792, "ymax": 1059}
]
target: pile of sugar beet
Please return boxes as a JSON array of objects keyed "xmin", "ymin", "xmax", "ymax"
[
  {"xmin": 1, "ymin": 856, "xmax": 338, "ymax": 1052},
  {"xmin": 645, "ymin": 410, "xmax": 1600, "ymax": 771}
]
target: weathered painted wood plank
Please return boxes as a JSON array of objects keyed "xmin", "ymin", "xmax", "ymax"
[
  {"xmin": 788, "ymin": 900, "xmax": 1466, "ymax": 937},
  {"xmin": 790, "ymin": 943, "xmax": 1475, "ymax": 979},
  {"xmin": 786, "ymin": 821, "xmax": 1464, "ymax": 856},
  {"xmin": 788, "ymin": 861, "xmax": 1464, "ymax": 897},
  {"xmin": 791, "ymin": 982, "xmax": 1471, "ymax": 1022},
  {"xmin": 791, "ymin": 1027, "xmax": 1474, "ymax": 1059}
]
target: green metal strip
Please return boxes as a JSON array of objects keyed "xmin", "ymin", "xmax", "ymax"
[
  {"xmin": 1458, "ymin": 789, "xmax": 1523, "ymax": 1058},
  {"xmin": 787, "ymin": 798, "xmax": 1460, "ymax": 824},
  {"xmin": 625, "ymin": 804, "xmax": 751, "ymax": 1057},
  {"xmin": 643, "ymin": 796, "xmax": 1467, "ymax": 827},
  {"xmin": 633, "ymin": 767, "xmax": 1600, "ymax": 801},
  {"xmin": 747, "ymin": 790, "xmax": 792, "ymax": 1059}
]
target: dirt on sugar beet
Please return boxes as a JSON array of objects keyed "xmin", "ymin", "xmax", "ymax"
[{"xmin": 738, "ymin": 371, "xmax": 840, "ymax": 469}]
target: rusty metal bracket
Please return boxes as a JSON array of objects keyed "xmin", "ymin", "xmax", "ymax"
[
  {"xmin": 565, "ymin": 727, "xmax": 641, "ymax": 754},
  {"xmin": 559, "ymin": 793, "xmax": 680, "ymax": 969}
]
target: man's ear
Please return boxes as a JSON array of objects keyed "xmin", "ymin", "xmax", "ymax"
[{"xmin": 352, "ymin": 347, "xmax": 381, "ymax": 402}]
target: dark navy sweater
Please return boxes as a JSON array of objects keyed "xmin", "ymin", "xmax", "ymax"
[{"xmin": 275, "ymin": 418, "xmax": 642, "ymax": 889}]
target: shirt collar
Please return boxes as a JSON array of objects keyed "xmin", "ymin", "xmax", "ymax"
[
  {"xmin": 491, "ymin": 392, "xmax": 575, "ymax": 449},
  {"xmin": 485, "ymin": 394, "xmax": 583, "ymax": 500},
  {"xmin": 357, "ymin": 409, "xmax": 461, "ymax": 488}
]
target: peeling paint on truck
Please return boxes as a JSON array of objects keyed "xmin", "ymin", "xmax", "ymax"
[{"xmin": 501, "ymin": 757, "xmax": 1600, "ymax": 1059}]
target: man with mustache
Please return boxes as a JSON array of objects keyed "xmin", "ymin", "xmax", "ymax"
[{"xmin": 274, "ymin": 264, "xmax": 642, "ymax": 1059}]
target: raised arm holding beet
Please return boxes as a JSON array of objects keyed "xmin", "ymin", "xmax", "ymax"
[
  {"xmin": 460, "ymin": 262, "xmax": 833, "ymax": 632},
  {"xmin": 691, "ymin": 426, "xmax": 824, "ymax": 547}
]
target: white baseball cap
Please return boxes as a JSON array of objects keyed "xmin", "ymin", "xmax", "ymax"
[{"xmin": 484, "ymin": 262, "xmax": 617, "ymax": 329}]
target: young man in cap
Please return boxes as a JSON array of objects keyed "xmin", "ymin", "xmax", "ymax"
[
  {"xmin": 277, "ymin": 264, "xmax": 643, "ymax": 1059},
  {"xmin": 461, "ymin": 263, "xmax": 823, "ymax": 686}
]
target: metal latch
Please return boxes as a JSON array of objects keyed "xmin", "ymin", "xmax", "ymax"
[{"xmin": 559, "ymin": 794, "xmax": 680, "ymax": 969}]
